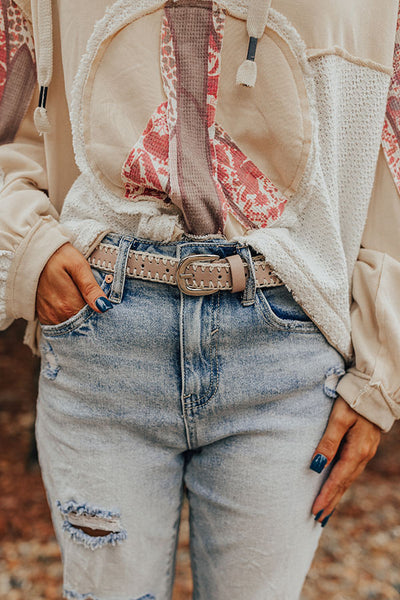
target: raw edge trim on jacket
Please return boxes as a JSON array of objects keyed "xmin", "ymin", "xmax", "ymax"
[{"xmin": 337, "ymin": 371, "xmax": 396, "ymax": 432}]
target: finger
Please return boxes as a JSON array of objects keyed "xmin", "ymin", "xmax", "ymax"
[
  {"xmin": 309, "ymin": 402, "xmax": 356, "ymax": 474},
  {"xmin": 312, "ymin": 420, "xmax": 380, "ymax": 521},
  {"xmin": 66, "ymin": 259, "xmax": 112, "ymax": 313},
  {"xmin": 313, "ymin": 454, "xmax": 369, "ymax": 522}
]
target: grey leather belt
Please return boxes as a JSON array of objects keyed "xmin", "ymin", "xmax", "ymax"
[{"xmin": 88, "ymin": 243, "xmax": 283, "ymax": 296}]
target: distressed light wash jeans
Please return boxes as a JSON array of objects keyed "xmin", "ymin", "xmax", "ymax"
[{"xmin": 36, "ymin": 232, "xmax": 345, "ymax": 600}]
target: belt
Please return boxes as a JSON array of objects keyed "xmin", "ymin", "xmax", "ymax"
[{"xmin": 88, "ymin": 243, "xmax": 283, "ymax": 296}]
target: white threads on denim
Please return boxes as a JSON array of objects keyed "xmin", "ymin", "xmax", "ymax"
[
  {"xmin": 57, "ymin": 499, "xmax": 122, "ymax": 520},
  {"xmin": 61, "ymin": 521, "xmax": 127, "ymax": 551}
]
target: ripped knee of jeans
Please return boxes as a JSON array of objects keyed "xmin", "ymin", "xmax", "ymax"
[
  {"xmin": 57, "ymin": 500, "xmax": 127, "ymax": 551},
  {"xmin": 323, "ymin": 365, "xmax": 346, "ymax": 399}
]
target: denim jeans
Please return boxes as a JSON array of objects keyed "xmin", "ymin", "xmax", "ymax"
[{"xmin": 36, "ymin": 232, "xmax": 345, "ymax": 600}]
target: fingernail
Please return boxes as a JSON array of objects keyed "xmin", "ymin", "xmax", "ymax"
[
  {"xmin": 95, "ymin": 297, "xmax": 114, "ymax": 312},
  {"xmin": 310, "ymin": 453, "xmax": 328, "ymax": 473},
  {"xmin": 314, "ymin": 509, "xmax": 324, "ymax": 521},
  {"xmin": 321, "ymin": 510, "xmax": 335, "ymax": 528}
]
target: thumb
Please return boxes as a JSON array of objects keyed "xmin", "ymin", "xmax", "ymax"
[{"xmin": 67, "ymin": 259, "xmax": 113, "ymax": 313}]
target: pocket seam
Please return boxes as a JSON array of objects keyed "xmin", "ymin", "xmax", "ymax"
[
  {"xmin": 255, "ymin": 288, "xmax": 319, "ymax": 333},
  {"xmin": 40, "ymin": 304, "xmax": 96, "ymax": 337}
]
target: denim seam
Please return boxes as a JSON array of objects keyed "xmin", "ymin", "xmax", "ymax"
[
  {"xmin": 41, "ymin": 305, "xmax": 97, "ymax": 337},
  {"xmin": 166, "ymin": 480, "xmax": 185, "ymax": 599},
  {"xmin": 179, "ymin": 284, "xmax": 192, "ymax": 448},
  {"xmin": 183, "ymin": 290, "xmax": 220, "ymax": 411},
  {"xmin": 188, "ymin": 495, "xmax": 201, "ymax": 600}
]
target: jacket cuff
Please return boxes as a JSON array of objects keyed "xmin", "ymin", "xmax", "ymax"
[
  {"xmin": 337, "ymin": 371, "xmax": 396, "ymax": 432},
  {"xmin": 5, "ymin": 216, "xmax": 72, "ymax": 322}
]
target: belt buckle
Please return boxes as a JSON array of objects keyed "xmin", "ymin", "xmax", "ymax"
[{"xmin": 176, "ymin": 254, "xmax": 220, "ymax": 296}]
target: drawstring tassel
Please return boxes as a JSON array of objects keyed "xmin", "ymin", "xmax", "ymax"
[
  {"xmin": 34, "ymin": 86, "xmax": 51, "ymax": 134},
  {"xmin": 32, "ymin": 0, "xmax": 53, "ymax": 134},
  {"xmin": 236, "ymin": 0, "xmax": 272, "ymax": 88},
  {"xmin": 236, "ymin": 36, "xmax": 258, "ymax": 87}
]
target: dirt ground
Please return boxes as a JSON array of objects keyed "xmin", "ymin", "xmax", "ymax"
[{"xmin": 0, "ymin": 321, "xmax": 399, "ymax": 600}]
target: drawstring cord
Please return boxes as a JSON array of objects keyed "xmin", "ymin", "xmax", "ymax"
[
  {"xmin": 31, "ymin": 0, "xmax": 270, "ymax": 134},
  {"xmin": 32, "ymin": 0, "xmax": 53, "ymax": 134},
  {"xmin": 236, "ymin": 0, "xmax": 272, "ymax": 87}
]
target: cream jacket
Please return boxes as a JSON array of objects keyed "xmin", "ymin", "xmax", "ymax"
[{"xmin": 1, "ymin": 0, "xmax": 400, "ymax": 431}]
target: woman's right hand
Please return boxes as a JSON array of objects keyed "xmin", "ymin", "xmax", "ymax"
[{"xmin": 36, "ymin": 242, "xmax": 113, "ymax": 325}]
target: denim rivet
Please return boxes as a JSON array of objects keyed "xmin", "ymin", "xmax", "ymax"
[{"xmin": 105, "ymin": 274, "xmax": 114, "ymax": 283}]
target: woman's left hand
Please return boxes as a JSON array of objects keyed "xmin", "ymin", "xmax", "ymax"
[{"xmin": 310, "ymin": 396, "xmax": 381, "ymax": 526}]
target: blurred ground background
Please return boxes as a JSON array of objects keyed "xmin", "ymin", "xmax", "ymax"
[{"xmin": 0, "ymin": 321, "xmax": 399, "ymax": 600}]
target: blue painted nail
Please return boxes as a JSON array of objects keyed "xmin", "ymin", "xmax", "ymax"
[
  {"xmin": 310, "ymin": 453, "xmax": 328, "ymax": 473},
  {"xmin": 321, "ymin": 510, "xmax": 335, "ymax": 528},
  {"xmin": 314, "ymin": 509, "xmax": 324, "ymax": 521},
  {"xmin": 95, "ymin": 297, "xmax": 114, "ymax": 312}
]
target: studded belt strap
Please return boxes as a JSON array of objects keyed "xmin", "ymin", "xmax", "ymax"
[{"xmin": 88, "ymin": 243, "xmax": 283, "ymax": 296}]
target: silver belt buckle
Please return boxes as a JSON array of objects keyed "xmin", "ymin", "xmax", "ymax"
[{"xmin": 176, "ymin": 254, "xmax": 220, "ymax": 296}]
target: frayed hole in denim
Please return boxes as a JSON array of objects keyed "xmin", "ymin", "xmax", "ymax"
[
  {"xmin": 57, "ymin": 500, "xmax": 127, "ymax": 551},
  {"xmin": 323, "ymin": 366, "xmax": 346, "ymax": 399},
  {"xmin": 41, "ymin": 339, "xmax": 59, "ymax": 380}
]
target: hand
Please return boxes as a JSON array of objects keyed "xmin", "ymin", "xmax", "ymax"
[
  {"xmin": 310, "ymin": 396, "xmax": 381, "ymax": 526},
  {"xmin": 36, "ymin": 242, "xmax": 113, "ymax": 325}
]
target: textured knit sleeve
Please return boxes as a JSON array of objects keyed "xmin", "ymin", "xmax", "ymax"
[
  {"xmin": 0, "ymin": 0, "xmax": 70, "ymax": 330},
  {"xmin": 336, "ymin": 15, "xmax": 400, "ymax": 431}
]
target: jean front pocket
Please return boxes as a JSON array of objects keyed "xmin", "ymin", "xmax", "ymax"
[
  {"xmin": 255, "ymin": 285, "xmax": 319, "ymax": 333},
  {"xmin": 40, "ymin": 268, "xmax": 112, "ymax": 338}
]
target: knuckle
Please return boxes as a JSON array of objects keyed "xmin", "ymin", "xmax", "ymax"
[
  {"xmin": 318, "ymin": 437, "xmax": 337, "ymax": 458},
  {"xmin": 72, "ymin": 259, "xmax": 90, "ymax": 278},
  {"xmin": 58, "ymin": 300, "xmax": 77, "ymax": 319},
  {"xmin": 328, "ymin": 471, "xmax": 351, "ymax": 493},
  {"xmin": 368, "ymin": 444, "xmax": 378, "ymax": 460},
  {"xmin": 334, "ymin": 480, "xmax": 350, "ymax": 496},
  {"xmin": 359, "ymin": 443, "xmax": 372, "ymax": 460},
  {"xmin": 331, "ymin": 413, "xmax": 349, "ymax": 430},
  {"xmin": 85, "ymin": 282, "xmax": 103, "ymax": 299}
]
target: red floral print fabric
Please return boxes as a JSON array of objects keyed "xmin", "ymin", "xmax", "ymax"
[
  {"xmin": 0, "ymin": 0, "xmax": 36, "ymax": 144},
  {"xmin": 382, "ymin": 8, "xmax": 400, "ymax": 192},
  {"xmin": 122, "ymin": 0, "xmax": 287, "ymax": 236}
]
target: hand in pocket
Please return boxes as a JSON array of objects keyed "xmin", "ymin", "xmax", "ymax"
[{"xmin": 36, "ymin": 242, "xmax": 113, "ymax": 325}]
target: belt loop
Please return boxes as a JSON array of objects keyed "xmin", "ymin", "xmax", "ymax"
[
  {"xmin": 109, "ymin": 236, "xmax": 134, "ymax": 304},
  {"xmin": 237, "ymin": 245, "xmax": 256, "ymax": 306}
]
